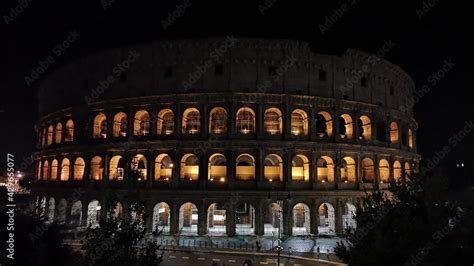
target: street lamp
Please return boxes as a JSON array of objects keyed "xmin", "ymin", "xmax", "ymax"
[{"xmin": 275, "ymin": 245, "xmax": 284, "ymax": 266}]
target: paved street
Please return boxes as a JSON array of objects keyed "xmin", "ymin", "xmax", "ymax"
[{"xmin": 161, "ymin": 250, "xmax": 342, "ymax": 266}]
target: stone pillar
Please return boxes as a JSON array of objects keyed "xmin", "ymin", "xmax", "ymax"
[
  {"xmin": 169, "ymin": 201, "xmax": 179, "ymax": 235},
  {"xmin": 83, "ymin": 155, "xmax": 91, "ymax": 187},
  {"xmin": 65, "ymin": 203, "xmax": 72, "ymax": 224},
  {"xmin": 257, "ymin": 104, "xmax": 264, "ymax": 139},
  {"xmin": 147, "ymin": 152, "xmax": 154, "ymax": 187},
  {"xmin": 145, "ymin": 201, "xmax": 154, "ymax": 233},
  {"xmin": 127, "ymin": 106, "xmax": 134, "ymax": 140},
  {"xmin": 334, "ymin": 152, "xmax": 341, "ymax": 184},
  {"xmin": 282, "ymin": 200, "xmax": 292, "ymax": 236},
  {"xmin": 255, "ymin": 202, "xmax": 265, "ymax": 236},
  {"xmin": 310, "ymin": 203, "xmax": 319, "ymax": 235},
  {"xmin": 175, "ymin": 104, "xmax": 182, "ymax": 139},
  {"xmin": 198, "ymin": 201, "xmax": 207, "ymax": 236},
  {"xmin": 335, "ymin": 199, "xmax": 344, "ymax": 235},
  {"xmin": 256, "ymin": 149, "xmax": 264, "ymax": 186},
  {"xmin": 284, "ymin": 152, "xmax": 292, "ymax": 188},
  {"xmin": 171, "ymin": 151, "xmax": 180, "ymax": 188},
  {"xmin": 199, "ymin": 154, "xmax": 207, "ymax": 189},
  {"xmin": 310, "ymin": 107, "xmax": 317, "ymax": 141},
  {"xmin": 283, "ymin": 105, "xmax": 291, "ymax": 140},
  {"xmin": 229, "ymin": 103, "xmax": 236, "ymax": 138},
  {"xmin": 311, "ymin": 151, "xmax": 319, "ymax": 189},
  {"xmin": 81, "ymin": 200, "xmax": 89, "ymax": 227},
  {"xmin": 103, "ymin": 153, "xmax": 109, "ymax": 187},
  {"xmin": 201, "ymin": 104, "xmax": 209, "ymax": 139},
  {"xmin": 356, "ymin": 154, "xmax": 363, "ymax": 189},
  {"xmin": 150, "ymin": 105, "xmax": 157, "ymax": 138},
  {"xmin": 227, "ymin": 150, "xmax": 236, "ymax": 189},
  {"xmin": 225, "ymin": 202, "xmax": 236, "ymax": 237}
]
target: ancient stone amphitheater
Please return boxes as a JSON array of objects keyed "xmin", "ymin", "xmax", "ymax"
[{"xmin": 32, "ymin": 38, "xmax": 419, "ymax": 237}]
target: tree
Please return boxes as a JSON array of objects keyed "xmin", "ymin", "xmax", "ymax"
[
  {"xmin": 80, "ymin": 173, "xmax": 164, "ymax": 266},
  {"xmin": 335, "ymin": 173, "xmax": 466, "ymax": 265}
]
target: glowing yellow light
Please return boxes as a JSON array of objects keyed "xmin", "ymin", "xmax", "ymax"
[
  {"xmin": 269, "ymin": 179, "xmax": 273, "ymax": 182},
  {"xmin": 210, "ymin": 178, "xmax": 214, "ymax": 181},
  {"xmin": 220, "ymin": 177, "xmax": 225, "ymax": 182},
  {"xmin": 169, "ymin": 163, "xmax": 174, "ymax": 168},
  {"xmin": 322, "ymin": 180, "xmax": 326, "ymax": 183}
]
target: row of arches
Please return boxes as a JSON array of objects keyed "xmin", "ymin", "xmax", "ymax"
[
  {"xmin": 37, "ymin": 153, "xmax": 412, "ymax": 184},
  {"xmin": 38, "ymin": 197, "xmax": 356, "ymax": 236},
  {"xmin": 39, "ymin": 108, "xmax": 415, "ymax": 152}
]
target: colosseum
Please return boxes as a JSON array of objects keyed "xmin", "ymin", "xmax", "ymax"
[{"xmin": 31, "ymin": 38, "xmax": 420, "ymax": 238}]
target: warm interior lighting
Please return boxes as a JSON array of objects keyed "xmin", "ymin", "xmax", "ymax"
[
  {"xmin": 210, "ymin": 178, "xmax": 214, "ymax": 181},
  {"xmin": 220, "ymin": 177, "xmax": 225, "ymax": 182},
  {"xmin": 291, "ymin": 130, "xmax": 301, "ymax": 136},
  {"xmin": 322, "ymin": 180, "xmax": 326, "ymax": 183},
  {"xmin": 269, "ymin": 179, "xmax": 273, "ymax": 182}
]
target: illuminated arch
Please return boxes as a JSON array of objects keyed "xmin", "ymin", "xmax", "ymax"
[
  {"xmin": 178, "ymin": 202, "xmax": 198, "ymax": 234},
  {"xmin": 291, "ymin": 109, "xmax": 308, "ymax": 136},
  {"xmin": 339, "ymin": 114, "xmax": 354, "ymax": 139},
  {"xmin": 208, "ymin": 153, "xmax": 227, "ymax": 182},
  {"xmin": 379, "ymin": 159, "xmax": 390, "ymax": 183},
  {"xmin": 90, "ymin": 156, "xmax": 103, "ymax": 181},
  {"xmin": 341, "ymin": 156, "xmax": 356, "ymax": 183},
  {"xmin": 73, "ymin": 157, "xmax": 85, "ymax": 180},
  {"xmin": 316, "ymin": 111, "xmax": 333, "ymax": 137},
  {"xmin": 51, "ymin": 159, "xmax": 58, "ymax": 181},
  {"xmin": 109, "ymin": 155, "xmax": 125, "ymax": 181},
  {"xmin": 65, "ymin": 119, "xmax": 74, "ymax": 142},
  {"xmin": 317, "ymin": 156, "xmax": 335, "ymax": 182},
  {"xmin": 42, "ymin": 160, "xmax": 49, "ymax": 180},
  {"xmin": 264, "ymin": 107, "xmax": 282, "ymax": 135},
  {"xmin": 93, "ymin": 113, "xmax": 107, "ymax": 139},
  {"xmin": 264, "ymin": 154, "xmax": 283, "ymax": 182},
  {"xmin": 318, "ymin": 203, "xmax": 335, "ymax": 234},
  {"xmin": 182, "ymin": 108, "xmax": 200, "ymax": 134},
  {"xmin": 180, "ymin": 154, "xmax": 199, "ymax": 180},
  {"xmin": 209, "ymin": 107, "xmax": 228, "ymax": 134},
  {"xmin": 131, "ymin": 154, "xmax": 147, "ymax": 181},
  {"xmin": 55, "ymin": 123, "xmax": 62, "ymax": 143},
  {"xmin": 60, "ymin": 158, "xmax": 70, "ymax": 181},
  {"xmin": 291, "ymin": 155, "xmax": 309, "ymax": 182},
  {"xmin": 359, "ymin": 115, "xmax": 372, "ymax": 140},
  {"xmin": 155, "ymin": 154, "xmax": 173, "ymax": 181},
  {"xmin": 152, "ymin": 202, "xmax": 170, "ymax": 233},
  {"xmin": 47, "ymin": 125, "xmax": 53, "ymax": 145},
  {"xmin": 292, "ymin": 203, "xmax": 310, "ymax": 236},
  {"xmin": 394, "ymin": 161, "xmax": 402, "ymax": 181},
  {"xmin": 362, "ymin": 158, "xmax": 375, "ymax": 183},
  {"xmin": 236, "ymin": 107, "xmax": 255, "ymax": 134},
  {"xmin": 157, "ymin": 109, "xmax": 174, "ymax": 135},
  {"xmin": 113, "ymin": 112, "xmax": 128, "ymax": 137},
  {"xmin": 236, "ymin": 154, "xmax": 255, "ymax": 181},
  {"xmin": 390, "ymin": 122, "xmax": 399, "ymax": 144},
  {"xmin": 134, "ymin": 110, "xmax": 150, "ymax": 137}
]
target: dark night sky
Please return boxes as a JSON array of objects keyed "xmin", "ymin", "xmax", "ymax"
[{"xmin": 1, "ymin": 0, "xmax": 473, "ymax": 173}]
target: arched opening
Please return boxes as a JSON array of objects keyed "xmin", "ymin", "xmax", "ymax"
[
  {"xmin": 42, "ymin": 160, "xmax": 49, "ymax": 180},
  {"xmin": 73, "ymin": 157, "xmax": 85, "ymax": 180},
  {"xmin": 339, "ymin": 114, "xmax": 354, "ymax": 139},
  {"xmin": 55, "ymin": 123, "xmax": 62, "ymax": 143},
  {"xmin": 209, "ymin": 107, "xmax": 228, "ymax": 134},
  {"xmin": 60, "ymin": 158, "xmax": 70, "ymax": 181},
  {"xmin": 376, "ymin": 120, "xmax": 387, "ymax": 142},
  {"xmin": 70, "ymin": 200, "xmax": 82, "ymax": 226},
  {"xmin": 362, "ymin": 158, "xmax": 375, "ymax": 183},
  {"xmin": 87, "ymin": 200, "xmax": 101, "ymax": 228},
  {"xmin": 90, "ymin": 156, "xmax": 104, "ymax": 181},
  {"xmin": 264, "ymin": 107, "xmax": 282, "ymax": 135},
  {"xmin": 207, "ymin": 203, "xmax": 226, "ymax": 235},
  {"xmin": 291, "ymin": 109, "xmax": 308, "ymax": 136},
  {"xmin": 316, "ymin": 111, "xmax": 333, "ymax": 137},
  {"xmin": 408, "ymin": 129, "xmax": 414, "ymax": 151},
  {"xmin": 180, "ymin": 154, "xmax": 199, "ymax": 181},
  {"xmin": 134, "ymin": 110, "xmax": 150, "ymax": 137},
  {"xmin": 236, "ymin": 154, "xmax": 255, "ymax": 181},
  {"xmin": 113, "ymin": 112, "xmax": 128, "ymax": 137},
  {"xmin": 39, "ymin": 197, "xmax": 47, "ymax": 220},
  {"xmin": 341, "ymin": 157, "xmax": 356, "ymax": 183},
  {"xmin": 47, "ymin": 125, "xmax": 53, "ymax": 145},
  {"xmin": 57, "ymin": 198, "xmax": 67, "ymax": 224},
  {"xmin": 264, "ymin": 202, "xmax": 282, "ymax": 236},
  {"xmin": 153, "ymin": 202, "xmax": 170, "ymax": 233},
  {"xmin": 317, "ymin": 156, "xmax": 335, "ymax": 182},
  {"xmin": 292, "ymin": 203, "xmax": 310, "ymax": 236},
  {"xmin": 359, "ymin": 115, "xmax": 372, "ymax": 140},
  {"xmin": 93, "ymin": 113, "xmax": 107, "ymax": 139},
  {"xmin": 155, "ymin": 154, "xmax": 173, "ymax": 181},
  {"xmin": 318, "ymin": 203, "xmax": 335, "ymax": 235},
  {"xmin": 178, "ymin": 202, "xmax": 198, "ymax": 235},
  {"xmin": 390, "ymin": 122, "xmax": 399, "ymax": 144},
  {"xmin": 236, "ymin": 107, "xmax": 255, "ymax": 134},
  {"xmin": 208, "ymin": 153, "xmax": 227, "ymax": 182},
  {"xmin": 291, "ymin": 155, "xmax": 309, "ymax": 182},
  {"xmin": 109, "ymin": 155, "xmax": 125, "ymax": 181},
  {"xmin": 182, "ymin": 108, "xmax": 200, "ymax": 134},
  {"xmin": 157, "ymin": 109, "xmax": 174, "ymax": 135},
  {"xmin": 405, "ymin": 162, "xmax": 412, "ymax": 178},
  {"xmin": 235, "ymin": 203, "xmax": 256, "ymax": 235},
  {"xmin": 394, "ymin": 161, "xmax": 402, "ymax": 182},
  {"xmin": 343, "ymin": 203, "xmax": 357, "ymax": 231},
  {"xmin": 131, "ymin": 154, "xmax": 147, "ymax": 181},
  {"xmin": 379, "ymin": 159, "xmax": 390, "ymax": 183},
  {"xmin": 65, "ymin": 119, "xmax": 74, "ymax": 142},
  {"xmin": 47, "ymin": 198, "xmax": 55, "ymax": 222},
  {"xmin": 264, "ymin": 154, "xmax": 283, "ymax": 182},
  {"xmin": 51, "ymin": 159, "xmax": 58, "ymax": 181}
]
